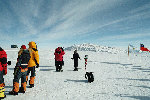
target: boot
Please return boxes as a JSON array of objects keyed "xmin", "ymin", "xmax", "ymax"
[
  {"xmin": 56, "ymin": 68, "xmax": 59, "ymax": 72},
  {"xmin": 0, "ymin": 87, "xmax": 6, "ymax": 98},
  {"xmin": 19, "ymin": 82, "xmax": 26, "ymax": 93},
  {"xmin": 9, "ymin": 91, "xmax": 18, "ymax": 95},
  {"xmin": 0, "ymin": 95, "xmax": 6, "ymax": 99},
  {"xmin": 29, "ymin": 76, "xmax": 35, "ymax": 88},
  {"xmin": 19, "ymin": 87, "xmax": 25, "ymax": 93},
  {"xmin": 73, "ymin": 68, "xmax": 78, "ymax": 71},
  {"xmin": 9, "ymin": 82, "xmax": 19, "ymax": 95},
  {"xmin": 29, "ymin": 84, "xmax": 34, "ymax": 88}
]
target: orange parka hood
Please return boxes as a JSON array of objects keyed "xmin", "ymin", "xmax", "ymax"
[{"xmin": 28, "ymin": 41, "xmax": 37, "ymax": 49}]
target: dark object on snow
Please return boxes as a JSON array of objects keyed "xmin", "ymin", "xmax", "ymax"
[
  {"xmin": 11, "ymin": 45, "xmax": 18, "ymax": 48},
  {"xmin": 85, "ymin": 72, "xmax": 94, "ymax": 83}
]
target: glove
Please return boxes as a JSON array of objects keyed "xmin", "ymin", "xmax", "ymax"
[{"xmin": 36, "ymin": 64, "xmax": 39, "ymax": 68}]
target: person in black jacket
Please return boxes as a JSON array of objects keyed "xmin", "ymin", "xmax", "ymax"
[
  {"xmin": 9, "ymin": 45, "xmax": 30, "ymax": 95},
  {"xmin": 71, "ymin": 50, "xmax": 80, "ymax": 71}
]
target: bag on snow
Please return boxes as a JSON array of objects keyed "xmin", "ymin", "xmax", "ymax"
[{"xmin": 85, "ymin": 72, "xmax": 94, "ymax": 83}]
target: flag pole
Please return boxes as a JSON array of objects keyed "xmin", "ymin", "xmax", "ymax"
[{"xmin": 128, "ymin": 45, "xmax": 129, "ymax": 56}]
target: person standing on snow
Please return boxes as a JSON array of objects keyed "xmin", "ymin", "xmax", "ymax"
[
  {"xmin": 71, "ymin": 50, "xmax": 80, "ymax": 71},
  {"xmin": 9, "ymin": 45, "xmax": 30, "ymax": 95},
  {"xmin": 26, "ymin": 41, "xmax": 39, "ymax": 88},
  {"xmin": 0, "ymin": 47, "xmax": 7, "ymax": 99},
  {"xmin": 54, "ymin": 47, "xmax": 65, "ymax": 72}
]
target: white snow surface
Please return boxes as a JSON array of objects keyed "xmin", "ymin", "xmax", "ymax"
[{"xmin": 3, "ymin": 49, "xmax": 150, "ymax": 100}]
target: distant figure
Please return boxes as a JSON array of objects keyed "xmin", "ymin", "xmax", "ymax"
[
  {"xmin": 0, "ymin": 47, "xmax": 7, "ymax": 99},
  {"xmin": 71, "ymin": 50, "xmax": 80, "ymax": 71},
  {"xmin": 9, "ymin": 45, "xmax": 30, "ymax": 95},
  {"xmin": 26, "ymin": 41, "xmax": 39, "ymax": 88},
  {"xmin": 54, "ymin": 47, "xmax": 65, "ymax": 72}
]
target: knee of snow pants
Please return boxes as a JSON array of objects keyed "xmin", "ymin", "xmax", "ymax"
[
  {"xmin": 27, "ymin": 67, "xmax": 36, "ymax": 77},
  {"xmin": 14, "ymin": 69, "xmax": 27, "ymax": 83},
  {"xmin": 21, "ymin": 71, "xmax": 27, "ymax": 83},
  {"xmin": 56, "ymin": 61, "xmax": 62, "ymax": 69},
  {"xmin": 14, "ymin": 71, "xmax": 22, "ymax": 83}
]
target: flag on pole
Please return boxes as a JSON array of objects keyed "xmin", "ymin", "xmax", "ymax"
[
  {"xmin": 129, "ymin": 44, "xmax": 135, "ymax": 50},
  {"xmin": 140, "ymin": 44, "xmax": 150, "ymax": 52}
]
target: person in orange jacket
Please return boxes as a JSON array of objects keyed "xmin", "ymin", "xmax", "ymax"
[
  {"xmin": 26, "ymin": 41, "xmax": 39, "ymax": 88},
  {"xmin": 0, "ymin": 47, "xmax": 7, "ymax": 99},
  {"xmin": 9, "ymin": 45, "xmax": 30, "ymax": 95}
]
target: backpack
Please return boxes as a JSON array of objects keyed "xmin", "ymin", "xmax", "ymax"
[
  {"xmin": 85, "ymin": 72, "xmax": 94, "ymax": 83},
  {"xmin": 16, "ymin": 49, "xmax": 30, "ymax": 69}
]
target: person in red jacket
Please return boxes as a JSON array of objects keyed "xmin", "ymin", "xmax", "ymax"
[
  {"xmin": 54, "ymin": 47, "xmax": 65, "ymax": 72},
  {"xmin": 0, "ymin": 47, "xmax": 7, "ymax": 99}
]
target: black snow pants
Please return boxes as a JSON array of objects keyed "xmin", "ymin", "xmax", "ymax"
[
  {"xmin": 0, "ymin": 71, "xmax": 4, "ymax": 85},
  {"xmin": 55, "ymin": 61, "xmax": 62, "ymax": 71},
  {"xmin": 74, "ymin": 59, "xmax": 78, "ymax": 69}
]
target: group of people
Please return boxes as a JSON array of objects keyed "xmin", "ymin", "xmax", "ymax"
[
  {"xmin": 0, "ymin": 43, "xmax": 82, "ymax": 99},
  {"xmin": 0, "ymin": 41, "xmax": 39, "ymax": 99},
  {"xmin": 54, "ymin": 47, "xmax": 81, "ymax": 72}
]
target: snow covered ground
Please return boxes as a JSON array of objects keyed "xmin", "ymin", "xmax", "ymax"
[{"xmin": 3, "ymin": 49, "xmax": 150, "ymax": 100}]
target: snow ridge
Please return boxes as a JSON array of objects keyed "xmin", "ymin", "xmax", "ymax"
[{"xmin": 64, "ymin": 43, "xmax": 124, "ymax": 53}]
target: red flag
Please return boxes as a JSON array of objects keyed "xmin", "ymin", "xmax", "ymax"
[{"xmin": 140, "ymin": 44, "xmax": 150, "ymax": 52}]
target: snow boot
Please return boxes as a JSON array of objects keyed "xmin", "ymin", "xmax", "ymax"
[
  {"xmin": 58, "ymin": 68, "xmax": 63, "ymax": 72},
  {"xmin": 0, "ymin": 87, "xmax": 6, "ymax": 99},
  {"xmin": 29, "ymin": 76, "xmax": 35, "ymax": 88},
  {"xmin": 56, "ymin": 68, "xmax": 59, "ymax": 72},
  {"xmin": 73, "ymin": 68, "xmax": 78, "ymax": 71},
  {"xmin": 19, "ymin": 87, "xmax": 25, "ymax": 93},
  {"xmin": 29, "ymin": 80, "xmax": 34, "ymax": 88},
  {"xmin": 60, "ymin": 69, "xmax": 63, "ymax": 72},
  {"xmin": 19, "ymin": 82, "xmax": 26, "ymax": 93},
  {"xmin": 9, "ymin": 82, "xmax": 19, "ymax": 95},
  {"xmin": 29, "ymin": 84, "xmax": 34, "ymax": 88},
  {"xmin": 0, "ymin": 95, "xmax": 6, "ymax": 99},
  {"xmin": 9, "ymin": 91, "xmax": 18, "ymax": 95}
]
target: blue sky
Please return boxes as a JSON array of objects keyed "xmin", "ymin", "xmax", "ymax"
[{"xmin": 0, "ymin": 0, "xmax": 150, "ymax": 49}]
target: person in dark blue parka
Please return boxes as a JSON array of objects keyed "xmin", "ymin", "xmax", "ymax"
[{"xmin": 71, "ymin": 50, "xmax": 80, "ymax": 71}]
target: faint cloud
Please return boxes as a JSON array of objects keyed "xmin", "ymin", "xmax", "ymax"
[{"xmin": 99, "ymin": 32, "xmax": 150, "ymax": 41}]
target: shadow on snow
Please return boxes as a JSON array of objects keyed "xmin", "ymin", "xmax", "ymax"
[{"xmin": 65, "ymin": 79, "xmax": 88, "ymax": 83}]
